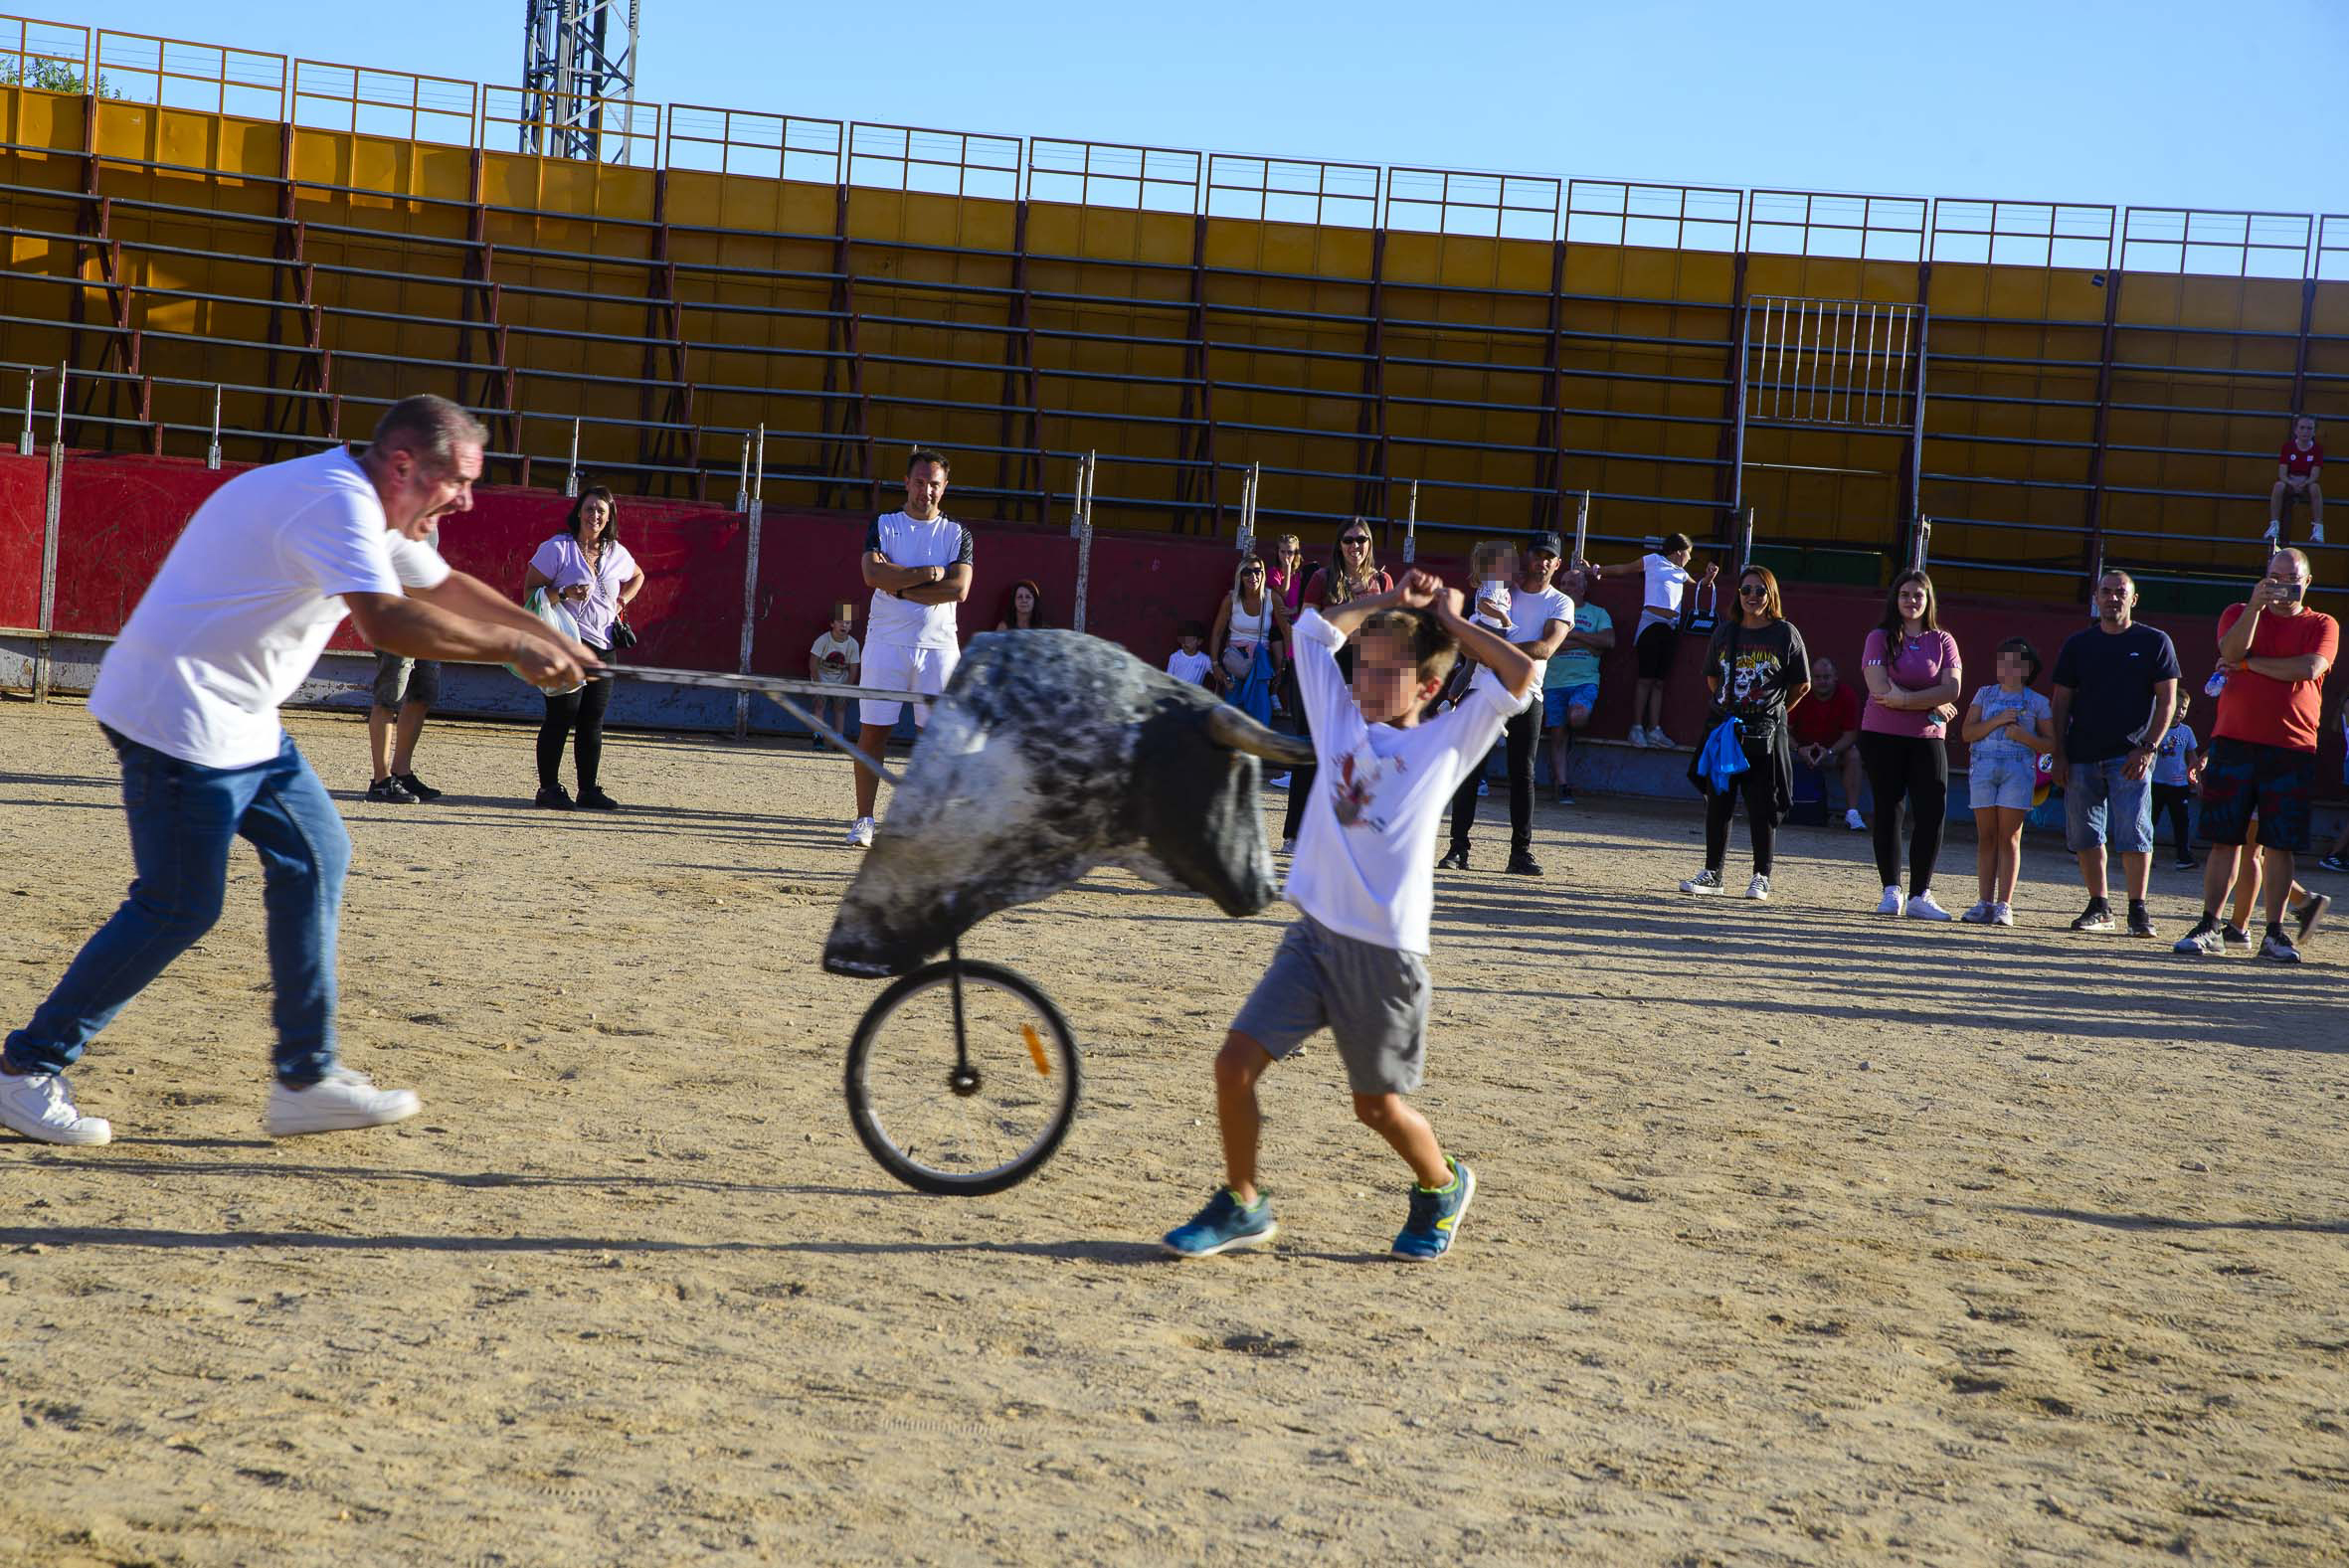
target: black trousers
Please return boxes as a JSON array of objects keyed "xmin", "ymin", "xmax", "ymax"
[
  {"xmin": 538, "ymin": 671, "xmax": 613, "ymax": 791},
  {"xmin": 2152, "ymin": 782, "xmax": 2194, "ymax": 856},
  {"xmin": 1449, "ymin": 700, "xmax": 1541, "ymax": 855},
  {"xmin": 1859, "ymin": 731, "xmax": 1947, "ymax": 894},
  {"xmin": 1704, "ymin": 743, "xmax": 1779, "ymax": 875}
]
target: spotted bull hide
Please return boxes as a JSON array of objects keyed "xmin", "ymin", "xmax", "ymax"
[{"xmin": 822, "ymin": 630, "xmax": 1315, "ymax": 976}]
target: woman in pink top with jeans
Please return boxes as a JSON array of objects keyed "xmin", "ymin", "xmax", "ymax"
[{"xmin": 1859, "ymin": 570, "xmax": 1963, "ymax": 919}]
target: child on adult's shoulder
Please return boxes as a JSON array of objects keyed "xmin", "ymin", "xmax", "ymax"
[
  {"xmin": 809, "ymin": 600, "xmax": 861, "ymax": 750},
  {"xmin": 2150, "ymin": 690, "xmax": 2203, "ymax": 871},
  {"xmin": 1167, "ymin": 620, "xmax": 1215, "ymax": 688},
  {"xmin": 1958, "ymin": 637, "xmax": 2054, "ymax": 926},
  {"xmin": 1160, "ymin": 569, "xmax": 1535, "ymax": 1264}
]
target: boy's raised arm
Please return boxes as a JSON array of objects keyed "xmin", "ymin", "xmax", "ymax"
[{"xmin": 1394, "ymin": 569, "xmax": 1536, "ymax": 699}]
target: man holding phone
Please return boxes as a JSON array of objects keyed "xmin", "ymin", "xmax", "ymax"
[{"xmin": 2176, "ymin": 549, "xmax": 2338, "ymax": 961}]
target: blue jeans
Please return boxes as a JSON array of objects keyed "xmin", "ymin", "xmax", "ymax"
[
  {"xmin": 3, "ymin": 728, "xmax": 349, "ymax": 1085},
  {"xmin": 2063, "ymin": 756, "xmax": 2154, "ymax": 855}
]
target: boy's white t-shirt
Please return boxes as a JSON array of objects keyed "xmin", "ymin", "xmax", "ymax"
[
  {"xmin": 89, "ymin": 446, "xmax": 451, "ymax": 769},
  {"xmin": 1167, "ymin": 649, "xmax": 1213, "ymax": 685},
  {"xmin": 1639, "ymin": 554, "xmax": 1695, "ymax": 624},
  {"xmin": 1284, "ymin": 609, "xmax": 1519, "ymax": 955},
  {"xmin": 811, "ymin": 630, "xmax": 861, "ymax": 684},
  {"xmin": 863, "ymin": 509, "xmax": 973, "ymax": 651}
]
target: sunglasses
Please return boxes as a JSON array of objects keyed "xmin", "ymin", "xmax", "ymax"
[
  {"xmin": 1738, "ymin": 584, "xmax": 1769, "ymax": 598},
  {"xmin": 1340, "ymin": 536, "xmax": 1371, "ymax": 546},
  {"xmin": 1242, "ymin": 566, "xmax": 1265, "ymax": 575}
]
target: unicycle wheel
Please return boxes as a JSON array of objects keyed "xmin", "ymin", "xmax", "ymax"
[{"xmin": 843, "ymin": 959, "xmax": 1080, "ymax": 1196}]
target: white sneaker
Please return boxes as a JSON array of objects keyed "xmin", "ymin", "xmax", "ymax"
[
  {"xmin": 1744, "ymin": 873, "xmax": 1770, "ymax": 901},
  {"xmin": 2263, "ymin": 519, "xmax": 2280, "ymax": 544},
  {"xmin": 1876, "ymin": 885, "xmax": 1903, "ymax": 916},
  {"xmin": 1679, "ymin": 868, "xmax": 1724, "ymax": 895},
  {"xmin": 1627, "ymin": 725, "xmax": 1649, "ymax": 748},
  {"xmin": 2313, "ymin": 524, "xmax": 2327, "ymax": 546},
  {"xmin": 1844, "ymin": 808, "xmax": 1867, "ymax": 831},
  {"xmin": 267, "ymin": 1066, "xmax": 421, "ymax": 1137},
  {"xmin": 846, "ymin": 815, "xmax": 875, "ymax": 848},
  {"xmin": 1267, "ymin": 774, "xmax": 1291, "ymax": 790},
  {"xmin": 0, "ymin": 1070, "xmax": 111, "ymax": 1145},
  {"xmin": 1960, "ymin": 900, "xmax": 1994, "ymax": 924},
  {"xmin": 1991, "ymin": 902, "xmax": 2015, "ymax": 927},
  {"xmin": 1905, "ymin": 891, "xmax": 1953, "ymax": 921},
  {"xmin": 1648, "ymin": 729, "xmax": 1677, "ymax": 750}
]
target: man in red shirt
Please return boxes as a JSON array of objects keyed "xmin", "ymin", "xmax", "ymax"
[
  {"xmin": 2266, "ymin": 415, "xmax": 2324, "ymax": 546},
  {"xmin": 2176, "ymin": 548, "xmax": 2338, "ymax": 961},
  {"xmin": 1788, "ymin": 654, "xmax": 1866, "ymax": 830}
]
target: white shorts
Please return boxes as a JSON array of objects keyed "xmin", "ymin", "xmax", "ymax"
[{"xmin": 858, "ymin": 640, "xmax": 958, "ymax": 729}]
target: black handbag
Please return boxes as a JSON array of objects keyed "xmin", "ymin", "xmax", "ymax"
[
  {"xmin": 1681, "ymin": 576, "xmax": 1718, "ymax": 636},
  {"xmin": 606, "ymin": 617, "xmax": 639, "ymax": 651}
]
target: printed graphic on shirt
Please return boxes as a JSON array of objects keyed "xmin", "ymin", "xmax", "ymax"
[{"xmin": 1329, "ymin": 749, "xmax": 1406, "ymax": 833}]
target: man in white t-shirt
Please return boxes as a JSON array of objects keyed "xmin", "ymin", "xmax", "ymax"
[
  {"xmin": 847, "ymin": 449, "xmax": 973, "ymax": 847},
  {"xmin": 1438, "ymin": 531, "xmax": 1573, "ymax": 877},
  {"xmin": 0, "ymin": 396, "xmax": 594, "ymax": 1148}
]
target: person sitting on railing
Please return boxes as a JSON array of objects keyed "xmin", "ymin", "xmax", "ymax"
[{"xmin": 2266, "ymin": 414, "xmax": 2324, "ymax": 546}]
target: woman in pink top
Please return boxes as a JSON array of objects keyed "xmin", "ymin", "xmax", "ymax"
[{"xmin": 1858, "ymin": 570, "xmax": 1963, "ymax": 919}]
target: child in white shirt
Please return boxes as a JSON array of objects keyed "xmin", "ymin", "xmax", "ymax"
[
  {"xmin": 1167, "ymin": 621, "xmax": 1214, "ymax": 687},
  {"xmin": 1160, "ymin": 570, "xmax": 1536, "ymax": 1263},
  {"xmin": 808, "ymin": 600, "xmax": 861, "ymax": 749}
]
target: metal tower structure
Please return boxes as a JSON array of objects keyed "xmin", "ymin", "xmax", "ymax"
[{"xmin": 519, "ymin": 0, "xmax": 639, "ymax": 161}]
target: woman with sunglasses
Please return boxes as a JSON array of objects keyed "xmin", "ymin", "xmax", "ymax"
[
  {"xmin": 1210, "ymin": 555, "xmax": 1291, "ymax": 726},
  {"xmin": 1276, "ymin": 522, "xmax": 1394, "ymax": 851},
  {"xmin": 1680, "ymin": 565, "xmax": 1810, "ymax": 900}
]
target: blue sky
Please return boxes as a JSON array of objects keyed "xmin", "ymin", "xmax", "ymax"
[{"xmin": 38, "ymin": 0, "xmax": 2349, "ymax": 217}]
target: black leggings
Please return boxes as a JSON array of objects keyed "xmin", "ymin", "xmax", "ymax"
[
  {"xmin": 2152, "ymin": 782, "xmax": 2194, "ymax": 856},
  {"xmin": 538, "ymin": 672, "xmax": 613, "ymax": 792},
  {"xmin": 1859, "ymin": 731, "xmax": 1947, "ymax": 895},
  {"xmin": 1449, "ymin": 700, "xmax": 1541, "ymax": 854},
  {"xmin": 1705, "ymin": 744, "xmax": 1778, "ymax": 876}
]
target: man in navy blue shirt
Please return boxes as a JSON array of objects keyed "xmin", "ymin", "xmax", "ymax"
[{"xmin": 2048, "ymin": 570, "xmax": 2180, "ymax": 938}]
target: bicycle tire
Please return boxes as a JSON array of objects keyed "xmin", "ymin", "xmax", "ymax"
[{"xmin": 844, "ymin": 959, "xmax": 1081, "ymax": 1196}]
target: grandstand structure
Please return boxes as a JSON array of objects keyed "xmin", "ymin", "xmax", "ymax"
[{"xmin": 4, "ymin": 11, "xmax": 2346, "ymax": 610}]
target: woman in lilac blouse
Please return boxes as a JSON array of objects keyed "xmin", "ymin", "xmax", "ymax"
[
  {"xmin": 1859, "ymin": 570, "xmax": 1963, "ymax": 919},
  {"xmin": 522, "ymin": 486, "xmax": 643, "ymax": 810}
]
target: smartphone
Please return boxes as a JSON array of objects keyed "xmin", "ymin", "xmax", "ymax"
[{"xmin": 2275, "ymin": 581, "xmax": 2305, "ymax": 603}]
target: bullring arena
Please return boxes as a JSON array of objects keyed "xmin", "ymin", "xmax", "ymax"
[{"xmin": 6, "ymin": 8, "xmax": 2349, "ymax": 1565}]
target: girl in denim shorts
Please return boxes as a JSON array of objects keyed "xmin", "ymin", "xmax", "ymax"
[{"xmin": 1958, "ymin": 638, "xmax": 2055, "ymax": 924}]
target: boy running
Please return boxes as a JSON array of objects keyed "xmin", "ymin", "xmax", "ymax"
[{"xmin": 1162, "ymin": 569, "xmax": 1536, "ymax": 1261}]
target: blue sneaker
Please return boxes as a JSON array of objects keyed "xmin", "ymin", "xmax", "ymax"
[
  {"xmin": 1392, "ymin": 1158, "xmax": 1476, "ymax": 1261},
  {"xmin": 1161, "ymin": 1187, "xmax": 1277, "ymax": 1258}
]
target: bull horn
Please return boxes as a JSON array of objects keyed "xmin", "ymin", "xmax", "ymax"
[{"xmin": 1205, "ymin": 704, "xmax": 1317, "ymax": 766}]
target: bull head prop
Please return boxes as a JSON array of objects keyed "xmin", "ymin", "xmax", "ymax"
[{"xmin": 822, "ymin": 630, "xmax": 1313, "ymax": 976}]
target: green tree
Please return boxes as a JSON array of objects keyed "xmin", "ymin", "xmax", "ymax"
[{"xmin": 0, "ymin": 58, "xmax": 122, "ymax": 97}]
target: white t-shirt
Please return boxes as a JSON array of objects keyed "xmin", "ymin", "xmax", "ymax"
[
  {"xmin": 1167, "ymin": 649, "xmax": 1213, "ymax": 685},
  {"xmin": 90, "ymin": 447, "xmax": 450, "ymax": 769},
  {"xmin": 864, "ymin": 510, "xmax": 974, "ymax": 651},
  {"xmin": 1284, "ymin": 609, "xmax": 1519, "ymax": 955},
  {"xmin": 1639, "ymin": 554, "xmax": 1695, "ymax": 627},
  {"xmin": 811, "ymin": 631, "xmax": 860, "ymax": 684},
  {"xmin": 1505, "ymin": 582, "xmax": 1573, "ymax": 692}
]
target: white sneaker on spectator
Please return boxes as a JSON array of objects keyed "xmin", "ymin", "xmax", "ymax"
[
  {"xmin": 1959, "ymin": 900, "xmax": 1994, "ymax": 924},
  {"xmin": 2262, "ymin": 519, "xmax": 2280, "ymax": 544},
  {"xmin": 1743, "ymin": 874, "xmax": 1770, "ymax": 901},
  {"xmin": 1679, "ymin": 868, "xmax": 1724, "ymax": 896},
  {"xmin": 1991, "ymin": 902, "xmax": 2016, "ymax": 926},
  {"xmin": 1628, "ymin": 725, "xmax": 1649, "ymax": 748},
  {"xmin": 1648, "ymin": 729, "xmax": 1677, "ymax": 750},
  {"xmin": 2313, "ymin": 524, "xmax": 2327, "ymax": 546},
  {"xmin": 1844, "ymin": 808, "xmax": 1867, "ymax": 831},
  {"xmin": 0, "ymin": 1070, "xmax": 111, "ymax": 1145},
  {"xmin": 846, "ymin": 815, "xmax": 875, "ymax": 848},
  {"xmin": 1905, "ymin": 891, "xmax": 1954, "ymax": 921},
  {"xmin": 267, "ymin": 1066, "xmax": 421, "ymax": 1137},
  {"xmin": 1876, "ymin": 885, "xmax": 1903, "ymax": 916}
]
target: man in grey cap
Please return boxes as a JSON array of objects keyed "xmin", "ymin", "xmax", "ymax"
[{"xmin": 1439, "ymin": 530, "xmax": 1573, "ymax": 876}]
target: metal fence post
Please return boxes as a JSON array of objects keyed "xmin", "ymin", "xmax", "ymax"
[
  {"xmin": 206, "ymin": 384, "xmax": 223, "ymax": 469},
  {"xmin": 1070, "ymin": 449, "xmax": 1096, "ymax": 636},
  {"xmin": 16, "ymin": 367, "xmax": 32, "ymax": 457},
  {"xmin": 734, "ymin": 423, "xmax": 766, "ymax": 739},
  {"xmin": 1401, "ymin": 478, "xmax": 1418, "ymax": 565},
  {"xmin": 1570, "ymin": 488, "xmax": 1589, "ymax": 565},
  {"xmin": 35, "ymin": 365, "xmax": 67, "ymax": 702},
  {"xmin": 565, "ymin": 416, "xmax": 582, "ymax": 498}
]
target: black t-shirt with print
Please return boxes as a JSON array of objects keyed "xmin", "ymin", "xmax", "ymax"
[{"xmin": 1705, "ymin": 617, "xmax": 1810, "ymax": 736}]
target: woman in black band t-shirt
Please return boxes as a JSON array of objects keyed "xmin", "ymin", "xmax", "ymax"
[{"xmin": 1680, "ymin": 565, "xmax": 1811, "ymax": 901}]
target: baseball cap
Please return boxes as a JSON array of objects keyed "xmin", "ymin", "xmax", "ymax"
[{"xmin": 1527, "ymin": 530, "xmax": 1563, "ymax": 558}]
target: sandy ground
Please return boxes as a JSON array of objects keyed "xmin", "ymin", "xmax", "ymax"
[{"xmin": 0, "ymin": 697, "xmax": 2344, "ymax": 1566}]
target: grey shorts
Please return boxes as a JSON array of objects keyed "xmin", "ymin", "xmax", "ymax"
[
  {"xmin": 1231, "ymin": 913, "xmax": 1430, "ymax": 1095},
  {"xmin": 371, "ymin": 651, "xmax": 441, "ymax": 710}
]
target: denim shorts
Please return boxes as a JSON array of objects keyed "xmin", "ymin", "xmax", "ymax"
[
  {"xmin": 1968, "ymin": 754, "xmax": 2036, "ymax": 811},
  {"xmin": 2063, "ymin": 756, "xmax": 2153, "ymax": 854},
  {"xmin": 1542, "ymin": 682, "xmax": 1598, "ymax": 728}
]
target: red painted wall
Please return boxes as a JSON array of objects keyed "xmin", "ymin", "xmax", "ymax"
[{"xmin": 6, "ymin": 450, "xmax": 2339, "ymax": 787}]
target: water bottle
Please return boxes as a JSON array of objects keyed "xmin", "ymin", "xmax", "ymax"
[{"xmin": 2203, "ymin": 668, "xmax": 2228, "ymax": 698}]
